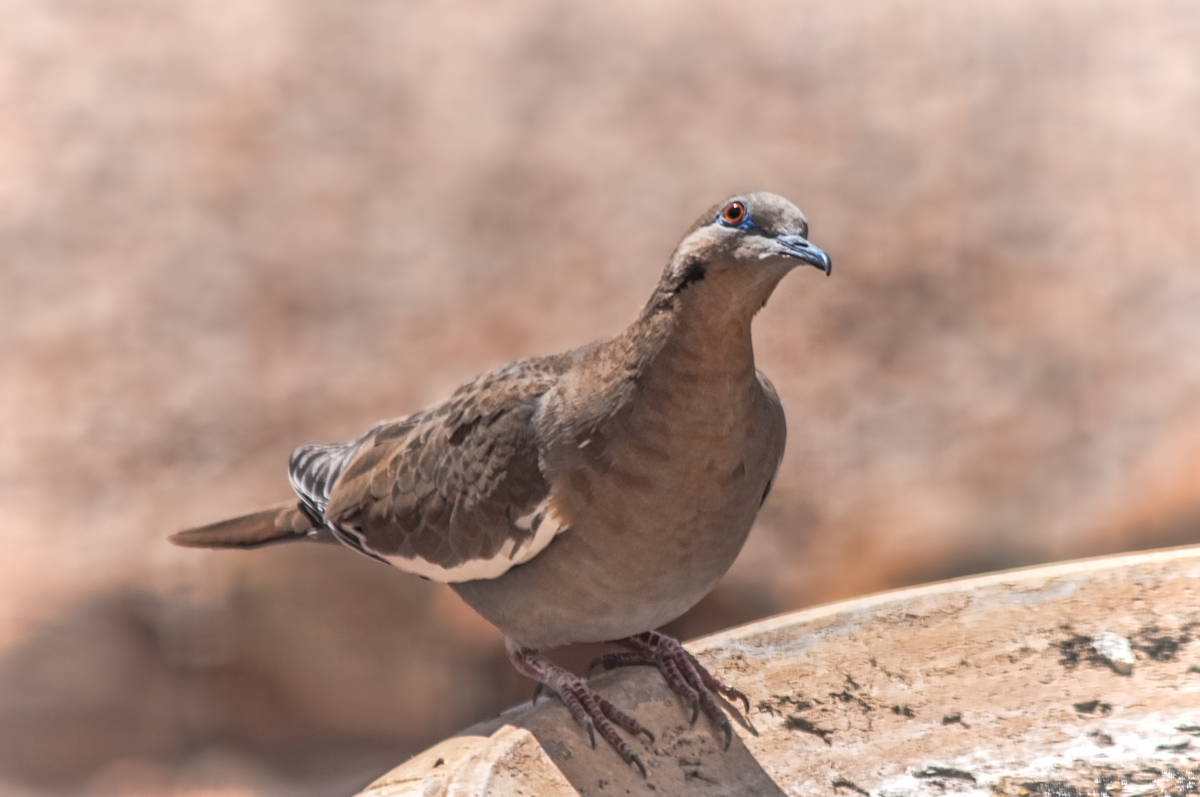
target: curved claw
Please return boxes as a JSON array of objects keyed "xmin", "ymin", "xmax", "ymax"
[
  {"xmin": 508, "ymin": 642, "xmax": 653, "ymax": 775},
  {"xmin": 615, "ymin": 630, "xmax": 751, "ymax": 749},
  {"xmin": 726, "ymin": 687, "xmax": 751, "ymax": 715},
  {"xmin": 531, "ymin": 682, "xmax": 545, "ymax": 705}
]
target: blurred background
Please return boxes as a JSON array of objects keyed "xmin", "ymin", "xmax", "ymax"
[{"xmin": 2, "ymin": 1, "xmax": 1199, "ymax": 794}]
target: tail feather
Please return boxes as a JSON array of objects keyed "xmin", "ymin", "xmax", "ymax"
[{"xmin": 169, "ymin": 500, "xmax": 319, "ymax": 549}]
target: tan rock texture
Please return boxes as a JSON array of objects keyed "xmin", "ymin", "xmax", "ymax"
[
  {"xmin": 1, "ymin": 1, "xmax": 1199, "ymax": 794},
  {"xmin": 697, "ymin": 545, "xmax": 1200, "ymax": 797},
  {"xmin": 359, "ymin": 725, "xmax": 578, "ymax": 797}
]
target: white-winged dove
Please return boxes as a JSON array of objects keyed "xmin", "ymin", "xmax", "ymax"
[{"xmin": 171, "ymin": 191, "xmax": 831, "ymax": 775}]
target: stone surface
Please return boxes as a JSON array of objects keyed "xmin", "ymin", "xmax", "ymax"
[
  {"xmin": 358, "ymin": 725, "xmax": 576, "ymax": 797},
  {"xmin": 370, "ymin": 545, "xmax": 1200, "ymax": 796},
  {"xmin": 694, "ymin": 545, "xmax": 1200, "ymax": 796}
]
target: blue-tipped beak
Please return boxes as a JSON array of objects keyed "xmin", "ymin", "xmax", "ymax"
[{"xmin": 776, "ymin": 234, "xmax": 832, "ymax": 275}]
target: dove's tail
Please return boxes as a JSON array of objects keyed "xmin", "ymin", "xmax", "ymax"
[{"xmin": 169, "ymin": 500, "xmax": 321, "ymax": 549}]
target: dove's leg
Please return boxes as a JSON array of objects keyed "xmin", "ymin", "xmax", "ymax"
[
  {"xmin": 589, "ymin": 630, "xmax": 749, "ymax": 749},
  {"xmin": 506, "ymin": 640, "xmax": 653, "ymax": 777}
]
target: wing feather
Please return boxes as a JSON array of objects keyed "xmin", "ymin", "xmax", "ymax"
[{"xmin": 292, "ymin": 356, "xmax": 570, "ymax": 582}]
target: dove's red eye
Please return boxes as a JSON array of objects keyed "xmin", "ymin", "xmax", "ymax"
[{"xmin": 720, "ymin": 201, "xmax": 746, "ymax": 225}]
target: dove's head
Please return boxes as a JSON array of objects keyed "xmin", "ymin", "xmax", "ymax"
[{"xmin": 649, "ymin": 191, "xmax": 831, "ymax": 320}]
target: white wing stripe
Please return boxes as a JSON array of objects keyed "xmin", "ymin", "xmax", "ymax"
[{"xmin": 374, "ymin": 500, "xmax": 566, "ymax": 583}]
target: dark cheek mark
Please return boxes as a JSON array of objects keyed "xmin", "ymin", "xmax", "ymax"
[{"xmin": 674, "ymin": 259, "xmax": 707, "ymax": 293}]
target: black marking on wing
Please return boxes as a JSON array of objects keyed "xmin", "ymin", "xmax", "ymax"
[
  {"xmin": 288, "ymin": 422, "xmax": 383, "ymax": 519},
  {"xmin": 288, "ymin": 431, "xmax": 394, "ymax": 565},
  {"xmin": 327, "ymin": 521, "xmax": 388, "ymax": 565}
]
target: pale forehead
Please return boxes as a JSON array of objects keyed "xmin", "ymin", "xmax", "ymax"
[{"xmin": 740, "ymin": 191, "xmax": 808, "ymax": 231}]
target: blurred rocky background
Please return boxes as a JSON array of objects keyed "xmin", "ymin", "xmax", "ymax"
[{"xmin": 2, "ymin": 0, "xmax": 1199, "ymax": 794}]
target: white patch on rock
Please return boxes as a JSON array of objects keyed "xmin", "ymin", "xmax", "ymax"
[{"xmin": 1092, "ymin": 631, "xmax": 1136, "ymax": 675}]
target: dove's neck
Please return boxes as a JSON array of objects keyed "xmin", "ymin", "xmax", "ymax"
[{"xmin": 627, "ymin": 265, "xmax": 783, "ymax": 402}]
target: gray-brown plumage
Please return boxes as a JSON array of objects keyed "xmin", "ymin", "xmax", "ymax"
[{"xmin": 170, "ymin": 191, "xmax": 831, "ymax": 774}]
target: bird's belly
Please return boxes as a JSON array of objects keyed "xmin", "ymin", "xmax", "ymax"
[{"xmin": 450, "ymin": 469, "xmax": 764, "ymax": 648}]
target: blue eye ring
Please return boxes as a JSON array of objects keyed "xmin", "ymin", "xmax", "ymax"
[{"xmin": 719, "ymin": 201, "xmax": 747, "ymax": 226}]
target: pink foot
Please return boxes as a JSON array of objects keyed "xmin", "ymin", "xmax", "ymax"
[
  {"xmin": 507, "ymin": 640, "xmax": 653, "ymax": 776},
  {"xmin": 589, "ymin": 630, "xmax": 749, "ymax": 749}
]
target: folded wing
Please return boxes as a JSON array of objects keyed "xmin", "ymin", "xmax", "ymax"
[{"xmin": 294, "ymin": 358, "xmax": 568, "ymax": 582}]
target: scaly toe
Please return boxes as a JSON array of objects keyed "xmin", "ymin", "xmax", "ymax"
[
  {"xmin": 507, "ymin": 643, "xmax": 652, "ymax": 774},
  {"xmin": 614, "ymin": 630, "xmax": 748, "ymax": 748},
  {"xmin": 586, "ymin": 650, "xmax": 652, "ymax": 679}
]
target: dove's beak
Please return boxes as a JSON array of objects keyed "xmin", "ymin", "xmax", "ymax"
[{"xmin": 776, "ymin": 234, "xmax": 831, "ymax": 276}]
